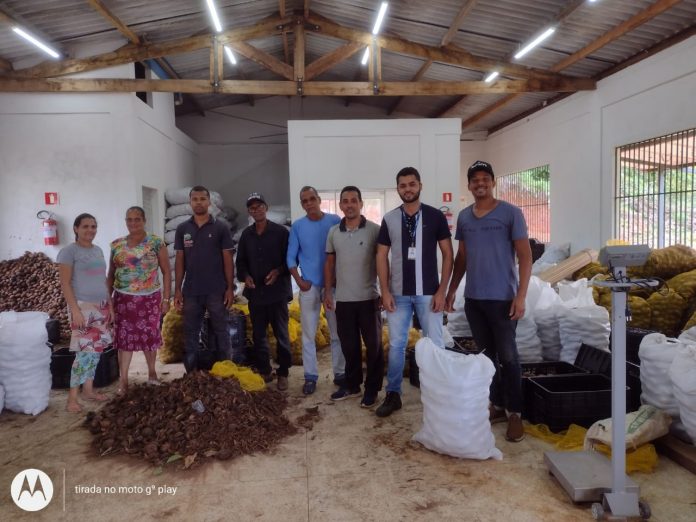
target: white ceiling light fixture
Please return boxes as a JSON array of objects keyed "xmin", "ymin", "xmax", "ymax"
[
  {"xmin": 205, "ymin": 0, "xmax": 223, "ymax": 33},
  {"xmin": 514, "ymin": 27, "xmax": 556, "ymax": 60},
  {"xmin": 12, "ymin": 27, "xmax": 60, "ymax": 58},
  {"xmin": 361, "ymin": 47, "xmax": 370, "ymax": 66},
  {"xmin": 484, "ymin": 71, "xmax": 499, "ymax": 83},
  {"xmin": 372, "ymin": 2, "xmax": 389, "ymax": 35},
  {"xmin": 224, "ymin": 46, "xmax": 237, "ymax": 65}
]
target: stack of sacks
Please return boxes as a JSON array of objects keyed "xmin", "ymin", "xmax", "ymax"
[
  {"xmin": 557, "ymin": 279, "xmax": 610, "ymax": 363},
  {"xmin": 671, "ymin": 329, "xmax": 696, "ymax": 443},
  {"xmin": 639, "ymin": 333, "xmax": 680, "ymax": 417},
  {"xmin": 531, "ymin": 242, "xmax": 570, "ymax": 275},
  {"xmin": 412, "ymin": 337, "xmax": 502, "ymax": 460},
  {"xmin": 446, "ymin": 276, "xmax": 472, "ymax": 338},
  {"xmin": 0, "ymin": 311, "xmax": 51, "ymax": 415},
  {"xmin": 531, "ymin": 277, "xmax": 564, "ymax": 361},
  {"xmin": 516, "ymin": 276, "xmax": 543, "ymax": 362}
]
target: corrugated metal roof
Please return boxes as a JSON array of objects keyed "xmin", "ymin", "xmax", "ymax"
[{"xmin": 1, "ymin": 0, "xmax": 693, "ymax": 132}]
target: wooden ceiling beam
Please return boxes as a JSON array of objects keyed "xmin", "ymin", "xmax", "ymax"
[
  {"xmin": 0, "ymin": 77, "xmax": 595, "ymax": 95},
  {"xmin": 459, "ymin": 0, "xmax": 685, "ymax": 130},
  {"xmin": 307, "ymin": 12, "xmax": 567, "ymax": 82},
  {"xmin": 85, "ymin": 0, "xmax": 140, "ymax": 44},
  {"xmin": 0, "ymin": 56, "xmax": 12, "ymax": 73},
  {"xmin": 305, "ymin": 41, "xmax": 362, "ymax": 80},
  {"xmin": 294, "ymin": 24, "xmax": 305, "ymax": 81},
  {"xmin": 228, "ymin": 41, "xmax": 294, "ymax": 80},
  {"xmin": 10, "ymin": 15, "xmax": 294, "ymax": 78}
]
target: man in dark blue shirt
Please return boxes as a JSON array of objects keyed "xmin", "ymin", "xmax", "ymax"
[
  {"xmin": 174, "ymin": 185, "xmax": 235, "ymax": 372},
  {"xmin": 236, "ymin": 192, "xmax": 292, "ymax": 391}
]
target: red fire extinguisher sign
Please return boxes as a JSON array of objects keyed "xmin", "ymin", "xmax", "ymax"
[{"xmin": 37, "ymin": 210, "xmax": 59, "ymax": 246}]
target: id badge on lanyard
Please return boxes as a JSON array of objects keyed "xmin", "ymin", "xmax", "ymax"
[
  {"xmin": 402, "ymin": 207, "xmax": 420, "ymax": 261},
  {"xmin": 408, "ymin": 246, "xmax": 417, "ymax": 260}
]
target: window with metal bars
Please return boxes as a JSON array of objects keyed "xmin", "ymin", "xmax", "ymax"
[
  {"xmin": 615, "ymin": 128, "xmax": 696, "ymax": 248},
  {"xmin": 495, "ymin": 165, "xmax": 550, "ymax": 242}
]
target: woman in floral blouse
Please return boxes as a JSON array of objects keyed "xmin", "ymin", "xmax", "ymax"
[{"xmin": 108, "ymin": 206, "xmax": 171, "ymax": 393}]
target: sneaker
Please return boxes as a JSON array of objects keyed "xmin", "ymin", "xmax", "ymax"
[
  {"xmin": 277, "ymin": 375, "xmax": 288, "ymax": 391},
  {"xmin": 489, "ymin": 404, "xmax": 507, "ymax": 424},
  {"xmin": 505, "ymin": 413, "xmax": 525, "ymax": 442},
  {"xmin": 375, "ymin": 392, "xmax": 402, "ymax": 417},
  {"xmin": 330, "ymin": 387, "xmax": 361, "ymax": 401},
  {"xmin": 333, "ymin": 373, "xmax": 346, "ymax": 387},
  {"xmin": 302, "ymin": 380, "xmax": 317, "ymax": 395},
  {"xmin": 360, "ymin": 391, "xmax": 377, "ymax": 408}
]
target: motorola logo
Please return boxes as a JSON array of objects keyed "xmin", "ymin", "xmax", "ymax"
[{"xmin": 11, "ymin": 469, "xmax": 53, "ymax": 512}]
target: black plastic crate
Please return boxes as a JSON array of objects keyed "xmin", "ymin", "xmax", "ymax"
[
  {"xmin": 406, "ymin": 347, "xmax": 419, "ymax": 388},
  {"xmin": 575, "ymin": 344, "xmax": 612, "ymax": 375},
  {"xmin": 521, "ymin": 362, "xmax": 589, "ymax": 422},
  {"xmin": 45, "ymin": 319, "xmax": 61, "ymax": 345},
  {"xmin": 578, "ymin": 344, "xmax": 642, "ymax": 412},
  {"xmin": 529, "ymin": 374, "xmax": 626, "ymax": 432},
  {"xmin": 51, "ymin": 346, "xmax": 119, "ymax": 389},
  {"xmin": 626, "ymin": 328, "xmax": 654, "ymax": 364}
]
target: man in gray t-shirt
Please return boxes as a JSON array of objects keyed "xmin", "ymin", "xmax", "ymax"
[
  {"xmin": 323, "ymin": 186, "xmax": 383, "ymax": 407},
  {"xmin": 445, "ymin": 160, "xmax": 532, "ymax": 443}
]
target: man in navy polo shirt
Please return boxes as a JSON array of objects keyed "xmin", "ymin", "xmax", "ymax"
[
  {"xmin": 376, "ymin": 167, "xmax": 453, "ymax": 417},
  {"xmin": 173, "ymin": 185, "xmax": 235, "ymax": 372}
]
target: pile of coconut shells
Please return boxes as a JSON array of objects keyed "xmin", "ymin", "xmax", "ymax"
[{"xmin": 85, "ymin": 372, "xmax": 297, "ymax": 467}]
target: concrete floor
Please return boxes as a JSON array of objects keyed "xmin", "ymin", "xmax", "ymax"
[{"xmin": 1, "ymin": 350, "xmax": 695, "ymax": 522}]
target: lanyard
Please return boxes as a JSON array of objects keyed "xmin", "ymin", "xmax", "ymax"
[{"xmin": 401, "ymin": 207, "xmax": 420, "ymax": 247}]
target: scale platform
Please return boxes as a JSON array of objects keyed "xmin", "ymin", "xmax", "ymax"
[{"xmin": 545, "ymin": 450, "xmax": 639, "ymax": 503}]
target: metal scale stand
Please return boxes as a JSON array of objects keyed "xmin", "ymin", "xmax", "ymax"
[{"xmin": 544, "ymin": 245, "xmax": 657, "ymax": 520}]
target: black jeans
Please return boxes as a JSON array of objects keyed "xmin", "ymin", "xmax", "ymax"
[
  {"xmin": 183, "ymin": 293, "xmax": 230, "ymax": 373},
  {"xmin": 249, "ymin": 301, "xmax": 292, "ymax": 377},
  {"xmin": 464, "ymin": 298, "xmax": 522, "ymax": 413},
  {"xmin": 335, "ymin": 299, "xmax": 384, "ymax": 393}
]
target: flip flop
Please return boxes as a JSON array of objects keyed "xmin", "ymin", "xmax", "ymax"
[{"xmin": 66, "ymin": 403, "xmax": 83, "ymax": 413}]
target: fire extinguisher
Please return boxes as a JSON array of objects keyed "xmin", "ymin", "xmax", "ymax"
[
  {"xmin": 440, "ymin": 206, "xmax": 454, "ymax": 232},
  {"xmin": 37, "ymin": 210, "xmax": 59, "ymax": 246}
]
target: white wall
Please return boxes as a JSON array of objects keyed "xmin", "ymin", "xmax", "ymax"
[
  {"xmin": 288, "ymin": 118, "xmax": 462, "ymax": 220},
  {"xmin": 0, "ymin": 65, "xmax": 198, "ymax": 261},
  {"xmin": 482, "ymin": 36, "xmax": 696, "ymax": 252}
]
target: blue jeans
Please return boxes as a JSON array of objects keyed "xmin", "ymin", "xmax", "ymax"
[
  {"xmin": 386, "ymin": 295, "xmax": 443, "ymax": 394},
  {"xmin": 464, "ymin": 298, "xmax": 522, "ymax": 413},
  {"xmin": 298, "ymin": 286, "xmax": 345, "ymax": 382}
]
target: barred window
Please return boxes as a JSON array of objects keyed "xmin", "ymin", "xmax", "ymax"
[
  {"xmin": 496, "ymin": 165, "xmax": 550, "ymax": 242},
  {"xmin": 615, "ymin": 128, "xmax": 696, "ymax": 248}
]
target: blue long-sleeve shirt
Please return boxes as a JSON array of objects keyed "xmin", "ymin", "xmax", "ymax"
[{"xmin": 286, "ymin": 213, "xmax": 341, "ymax": 287}]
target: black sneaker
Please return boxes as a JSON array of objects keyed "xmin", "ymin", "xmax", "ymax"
[
  {"xmin": 375, "ymin": 392, "xmax": 402, "ymax": 417},
  {"xmin": 330, "ymin": 387, "xmax": 361, "ymax": 401},
  {"xmin": 333, "ymin": 373, "xmax": 346, "ymax": 387},
  {"xmin": 360, "ymin": 391, "xmax": 377, "ymax": 408},
  {"xmin": 302, "ymin": 380, "xmax": 317, "ymax": 395}
]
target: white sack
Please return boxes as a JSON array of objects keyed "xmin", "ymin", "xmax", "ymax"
[
  {"xmin": 412, "ymin": 338, "xmax": 502, "ymax": 460},
  {"xmin": 531, "ymin": 243, "xmax": 570, "ymax": 275},
  {"xmin": 446, "ymin": 276, "xmax": 472, "ymax": 337},
  {"xmin": 165, "ymin": 187, "xmax": 192, "ymax": 205},
  {"xmin": 164, "ymin": 230, "xmax": 176, "ymax": 244},
  {"xmin": 516, "ymin": 316, "xmax": 542, "ymax": 362},
  {"xmin": 165, "ymin": 214, "xmax": 190, "ymax": 231},
  {"xmin": 532, "ymin": 279, "xmax": 563, "ymax": 361},
  {"xmin": 0, "ymin": 311, "xmax": 51, "ymax": 415},
  {"xmin": 167, "ymin": 243, "xmax": 175, "ymax": 257},
  {"xmin": 166, "ymin": 203, "xmax": 221, "ymax": 219},
  {"xmin": 669, "ymin": 340, "xmax": 696, "ymax": 442},
  {"xmin": 639, "ymin": 333, "xmax": 680, "ymax": 416},
  {"xmin": 584, "ymin": 405, "xmax": 671, "ymax": 450},
  {"xmin": 557, "ymin": 279, "xmax": 610, "ymax": 363}
]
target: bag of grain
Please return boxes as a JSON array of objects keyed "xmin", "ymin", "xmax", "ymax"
[
  {"xmin": 639, "ymin": 333, "xmax": 680, "ymax": 416},
  {"xmin": 412, "ymin": 338, "xmax": 502, "ymax": 460},
  {"xmin": 670, "ymin": 334, "xmax": 696, "ymax": 442}
]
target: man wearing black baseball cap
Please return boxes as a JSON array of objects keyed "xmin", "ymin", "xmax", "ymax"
[
  {"xmin": 446, "ymin": 160, "xmax": 533, "ymax": 442},
  {"xmin": 236, "ymin": 192, "xmax": 293, "ymax": 390}
]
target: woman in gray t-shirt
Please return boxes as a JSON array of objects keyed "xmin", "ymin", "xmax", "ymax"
[{"xmin": 57, "ymin": 213, "xmax": 113, "ymax": 413}]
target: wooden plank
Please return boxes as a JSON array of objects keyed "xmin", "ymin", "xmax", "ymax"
[
  {"xmin": 440, "ymin": 0, "xmax": 478, "ymax": 47},
  {"xmin": 304, "ymin": 0, "xmax": 311, "ymax": 18},
  {"xmin": 305, "ymin": 42, "xmax": 362, "ymax": 80},
  {"xmin": 11, "ymin": 15, "xmax": 293, "ymax": 78},
  {"xmin": 655, "ymin": 434, "xmax": 696, "ymax": 475},
  {"xmin": 216, "ymin": 40, "xmax": 224, "ymax": 82},
  {"xmin": 375, "ymin": 45, "xmax": 382, "ymax": 84},
  {"xmin": 85, "ymin": 0, "xmax": 140, "ymax": 44},
  {"xmin": 0, "ymin": 78, "xmax": 596, "ymax": 95},
  {"xmin": 294, "ymin": 24, "xmax": 305, "ymax": 81},
  {"xmin": 307, "ymin": 13, "xmax": 566, "ymax": 82},
  {"xmin": 552, "ymin": 0, "xmax": 685, "ymax": 72},
  {"xmin": 228, "ymin": 41, "xmax": 294, "ymax": 80},
  {"xmin": 278, "ymin": 0, "xmax": 285, "ymax": 17}
]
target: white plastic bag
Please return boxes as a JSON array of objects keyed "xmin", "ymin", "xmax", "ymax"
[
  {"xmin": 639, "ymin": 333, "xmax": 680, "ymax": 416},
  {"xmin": 516, "ymin": 316, "xmax": 542, "ymax": 362},
  {"xmin": 164, "ymin": 230, "xmax": 176, "ymax": 244},
  {"xmin": 558, "ymin": 279, "xmax": 610, "ymax": 363},
  {"xmin": 533, "ymin": 280, "xmax": 563, "ymax": 361},
  {"xmin": 165, "ymin": 187, "xmax": 192, "ymax": 205},
  {"xmin": 412, "ymin": 338, "xmax": 502, "ymax": 460},
  {"xmin": 669, "ymin": 340, "xmax": 696, "ymax": 442},
  {"xmin": 0, "ymin": 311, "xmax": 51, "ymax": 415},
  {"xmin": 446, "ymin": 276, "xmax": 472, "ymax": 338}
]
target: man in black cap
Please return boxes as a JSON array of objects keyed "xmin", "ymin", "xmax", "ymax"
[
  {"xmin": 236, "ymin": 192, "xmax": 293, "ymax": 390},
  {"xmin": 445, "ymin": 160, "xmax": 532, "ymax": 442}
]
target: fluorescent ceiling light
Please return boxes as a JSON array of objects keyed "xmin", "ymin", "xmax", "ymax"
[
  {"xmin": 206, "ymin": 0, "xmax": 223, "ymax": 33},
  {"xmin": 484, "ymin": 71, "xmax": 499, "ymax": 83},
  {"xmin": 224, "ymin": 46, "xmax": 237, "ymax": 65},
  {"xmin": 372, "ymin": 2, "xmax": 389, "ymax": 35},
  {"xmin": 361, "ymin": 47, "xmax": 370, "ymax": 65},
  {"xmin": 514, "ymin": 27, "xmax": 555, "ymax": 60},
  {"xmin": 12, "ymin": 27, "xmax": 60, "ymax": 58}
]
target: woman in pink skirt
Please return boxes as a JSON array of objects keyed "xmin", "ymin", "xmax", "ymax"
[{"xmin": 108, "ymin": 206, "xmax": 171, "ymax": 393}]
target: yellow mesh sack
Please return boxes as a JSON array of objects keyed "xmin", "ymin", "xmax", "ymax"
[
  {"xmin": 209, "ymin": 360, "xmax": 266, "ymax": 391},
  {"xmin": 525, "ymin": 423, "xmax": 658, "ymax": 473},
  {"xmin": 159, "ymin": 307, "xmax": 184, "ymax": 364},
  {"xmin": 648, "ymin": 289, "xmax": 687, "ymax": 335},
  {"xmin": 667, "ymin": 269, "xmax": 696, "ymax": 302}
]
